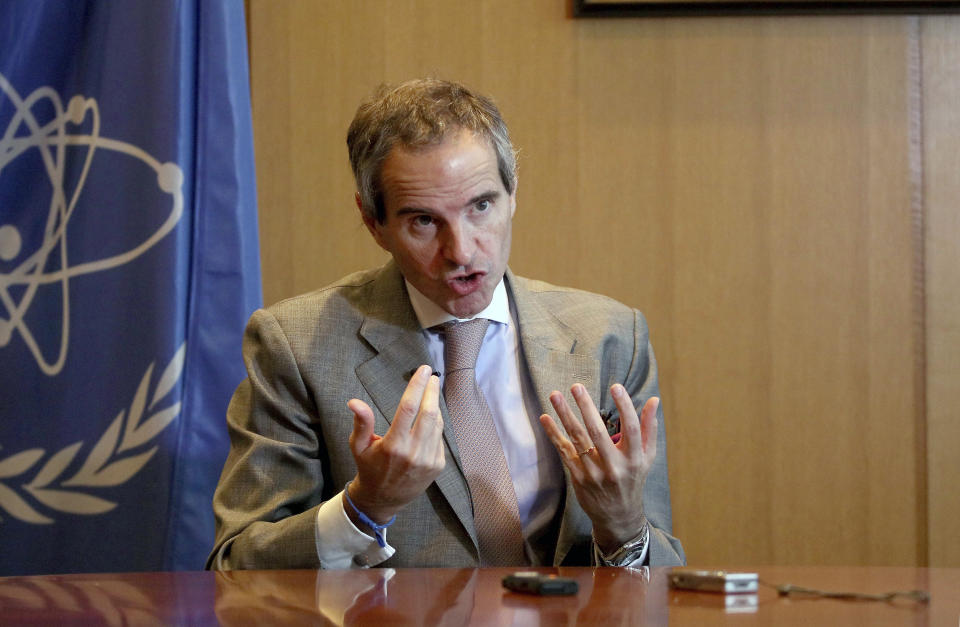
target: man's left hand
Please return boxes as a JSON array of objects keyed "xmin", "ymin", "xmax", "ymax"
[{"xmin": 539, "ymin": 383, "xmax": 659, "ymax": 554}]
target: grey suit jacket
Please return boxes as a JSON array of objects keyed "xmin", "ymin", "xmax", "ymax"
[{"xmin": 207, "ymin": 262, "xmax": 685, "ymax": 569}]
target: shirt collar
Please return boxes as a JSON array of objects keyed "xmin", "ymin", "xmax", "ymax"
[{"xmin": 405, "ymin": 277, "xmax": 511, "ymax": 330}]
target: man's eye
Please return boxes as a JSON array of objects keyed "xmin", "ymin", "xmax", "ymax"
[
  {"xmin": 476, "ymin": 199, "xmax": 491, "ymax": 212},
  {"xmin": 413, "ymin": 215, "xmax": 435, "ymax": 227}
]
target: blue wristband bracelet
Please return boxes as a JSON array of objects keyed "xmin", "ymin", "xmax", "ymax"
[{"xmin": 343, "ymin": 482, "xmax": 396, "ymax": 548}]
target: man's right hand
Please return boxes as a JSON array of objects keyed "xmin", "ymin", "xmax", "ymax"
[{"xmin": 345, "ymin": 364, "xmax": 446, "ymax": 525}]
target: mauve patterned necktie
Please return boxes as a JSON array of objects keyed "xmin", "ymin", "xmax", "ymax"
[{"xmin": 440, "ymin": 318, "xmax": 526, "ymax": 566}]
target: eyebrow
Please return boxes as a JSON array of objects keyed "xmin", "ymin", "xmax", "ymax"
[
  {"xmin": 467, "ymin": 190, "xmax": 500, "ymax": 206},
  {"xmin": 393, "ymin": 190, "xmax": 502, "ymax": 217},
  {"xmin": 395, "ymin": 206, "xmax": 431, "ymax": 218}
]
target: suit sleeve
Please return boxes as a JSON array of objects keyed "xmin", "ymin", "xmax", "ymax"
[
  {"xmin": 624, "ymin": 310, "xmax": 686, "ymax": 567},
  {"xmin": 206, "ymin": 308, "xmax": 327, "ymax": 570}
]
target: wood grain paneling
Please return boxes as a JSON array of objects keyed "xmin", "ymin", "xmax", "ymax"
[
  {"xmin": 922, "ymin": 15, "xmax": 960, "ymax": 568},
  {"xmin": 248, "ymin": 0, "xmax": 957, "ymax": 566}
]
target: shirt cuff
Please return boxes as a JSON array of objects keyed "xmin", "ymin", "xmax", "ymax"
[{"xmin": 315, "ymin": 490, "xmax": 396, "ymax": 569}]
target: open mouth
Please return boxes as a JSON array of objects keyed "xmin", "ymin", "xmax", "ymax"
[{"xmin": 447, "ymin": 272, "xmax": 485, "ymax": 296}]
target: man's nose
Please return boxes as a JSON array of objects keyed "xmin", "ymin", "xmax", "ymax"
[{"xmin": 442, "ymin": 222, "xmax": 474, "ymax": 266}]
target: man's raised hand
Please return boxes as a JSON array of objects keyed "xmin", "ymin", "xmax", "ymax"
[
  {"xmin": 346, "ymin": 365, "xmax": 446, "ymax": 524},
  {"xmin": 539, "ymin": 383, "xmax": 659, "ymax": 553}
]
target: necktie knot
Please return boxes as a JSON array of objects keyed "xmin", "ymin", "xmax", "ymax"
[{"xmin": 439, "ymin": 318, "xmax": 490, "ymax": 372}]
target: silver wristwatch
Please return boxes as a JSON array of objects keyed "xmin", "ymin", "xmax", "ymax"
[{"xmin": 594, "ymin": 523, "xmax": 650, "ymax": 567}]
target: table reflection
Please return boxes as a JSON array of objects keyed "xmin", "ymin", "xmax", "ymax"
[
  {"xmin": 0, "ymin": 571, "xmax": 215, "ymax": 626},
  {"xmin": 0, "ymin": 566, "xmax": 950, "ymax": 625},
  {"xmin": 213, "ymin": 566, "xmax": 662, "ymax": 626}
]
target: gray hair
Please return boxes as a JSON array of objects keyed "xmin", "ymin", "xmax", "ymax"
[{"xmin": 347, "ymin": 78, "xmax": 517, "ymax": 223}]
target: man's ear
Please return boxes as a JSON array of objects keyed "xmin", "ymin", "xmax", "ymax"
[
  {"xmin": 357, "ymin": 192, "xmax": 387, "ymax": 250},
  {"xmin": 509, "ymin": 183, "xmax": 517, "ymax": 218}
]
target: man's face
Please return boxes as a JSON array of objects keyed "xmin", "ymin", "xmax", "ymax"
[{"xmin": 361, "ymin": 130, "xmax": 516, "ymax": 318}]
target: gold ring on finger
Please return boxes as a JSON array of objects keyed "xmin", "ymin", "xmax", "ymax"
[{"xmin": 576, "ymin": 446, "xmax": 597, "ymax": 457}]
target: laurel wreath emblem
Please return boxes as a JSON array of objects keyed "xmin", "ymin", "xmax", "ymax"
[{"xmin": 0, "ymin": 343, "xmax": 186, "ymax": 524}]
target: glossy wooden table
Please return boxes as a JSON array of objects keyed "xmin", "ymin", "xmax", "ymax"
[{"xmin": 0, "ymin": 566, "xmax": 955, "ymax": 625}]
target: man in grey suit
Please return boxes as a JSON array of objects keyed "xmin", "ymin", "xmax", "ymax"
[{"xmin": 208, "ymin": 79, "xmax": 685, "ymax": 570}]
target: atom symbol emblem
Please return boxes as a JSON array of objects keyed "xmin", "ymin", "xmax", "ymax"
[{"xmin": 0, "ymin": 72, "xmax": 184, "ymax": 376}]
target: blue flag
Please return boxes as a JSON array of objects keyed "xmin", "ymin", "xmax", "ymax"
[{"xmin": 0, "ymin": 1, "xmax": 261, "ymax": 574}]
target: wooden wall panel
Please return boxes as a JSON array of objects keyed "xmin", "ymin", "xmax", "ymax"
[
  {"xmin": 248, "ymin": 1, "xmax": 956, "ymax": 566},
  {"xmin": 922, "ymin": 15, "xmax": 960, "ymax": 568},
  {"xmin": 763, "ymin": 19, "xmax": 918, "ymax": 566}
]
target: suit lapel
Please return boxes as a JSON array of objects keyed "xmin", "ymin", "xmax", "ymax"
[
  {"xmin": 354, "ymin": 263, "xmax": 478, "ymax": 548},
  {"xmin": 507, "ymin": 270, "xmax": 601, "ymax": 435},
  {"xmin": 507, "ymin": 270, "xmax": 599, "ymax": 564}
]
